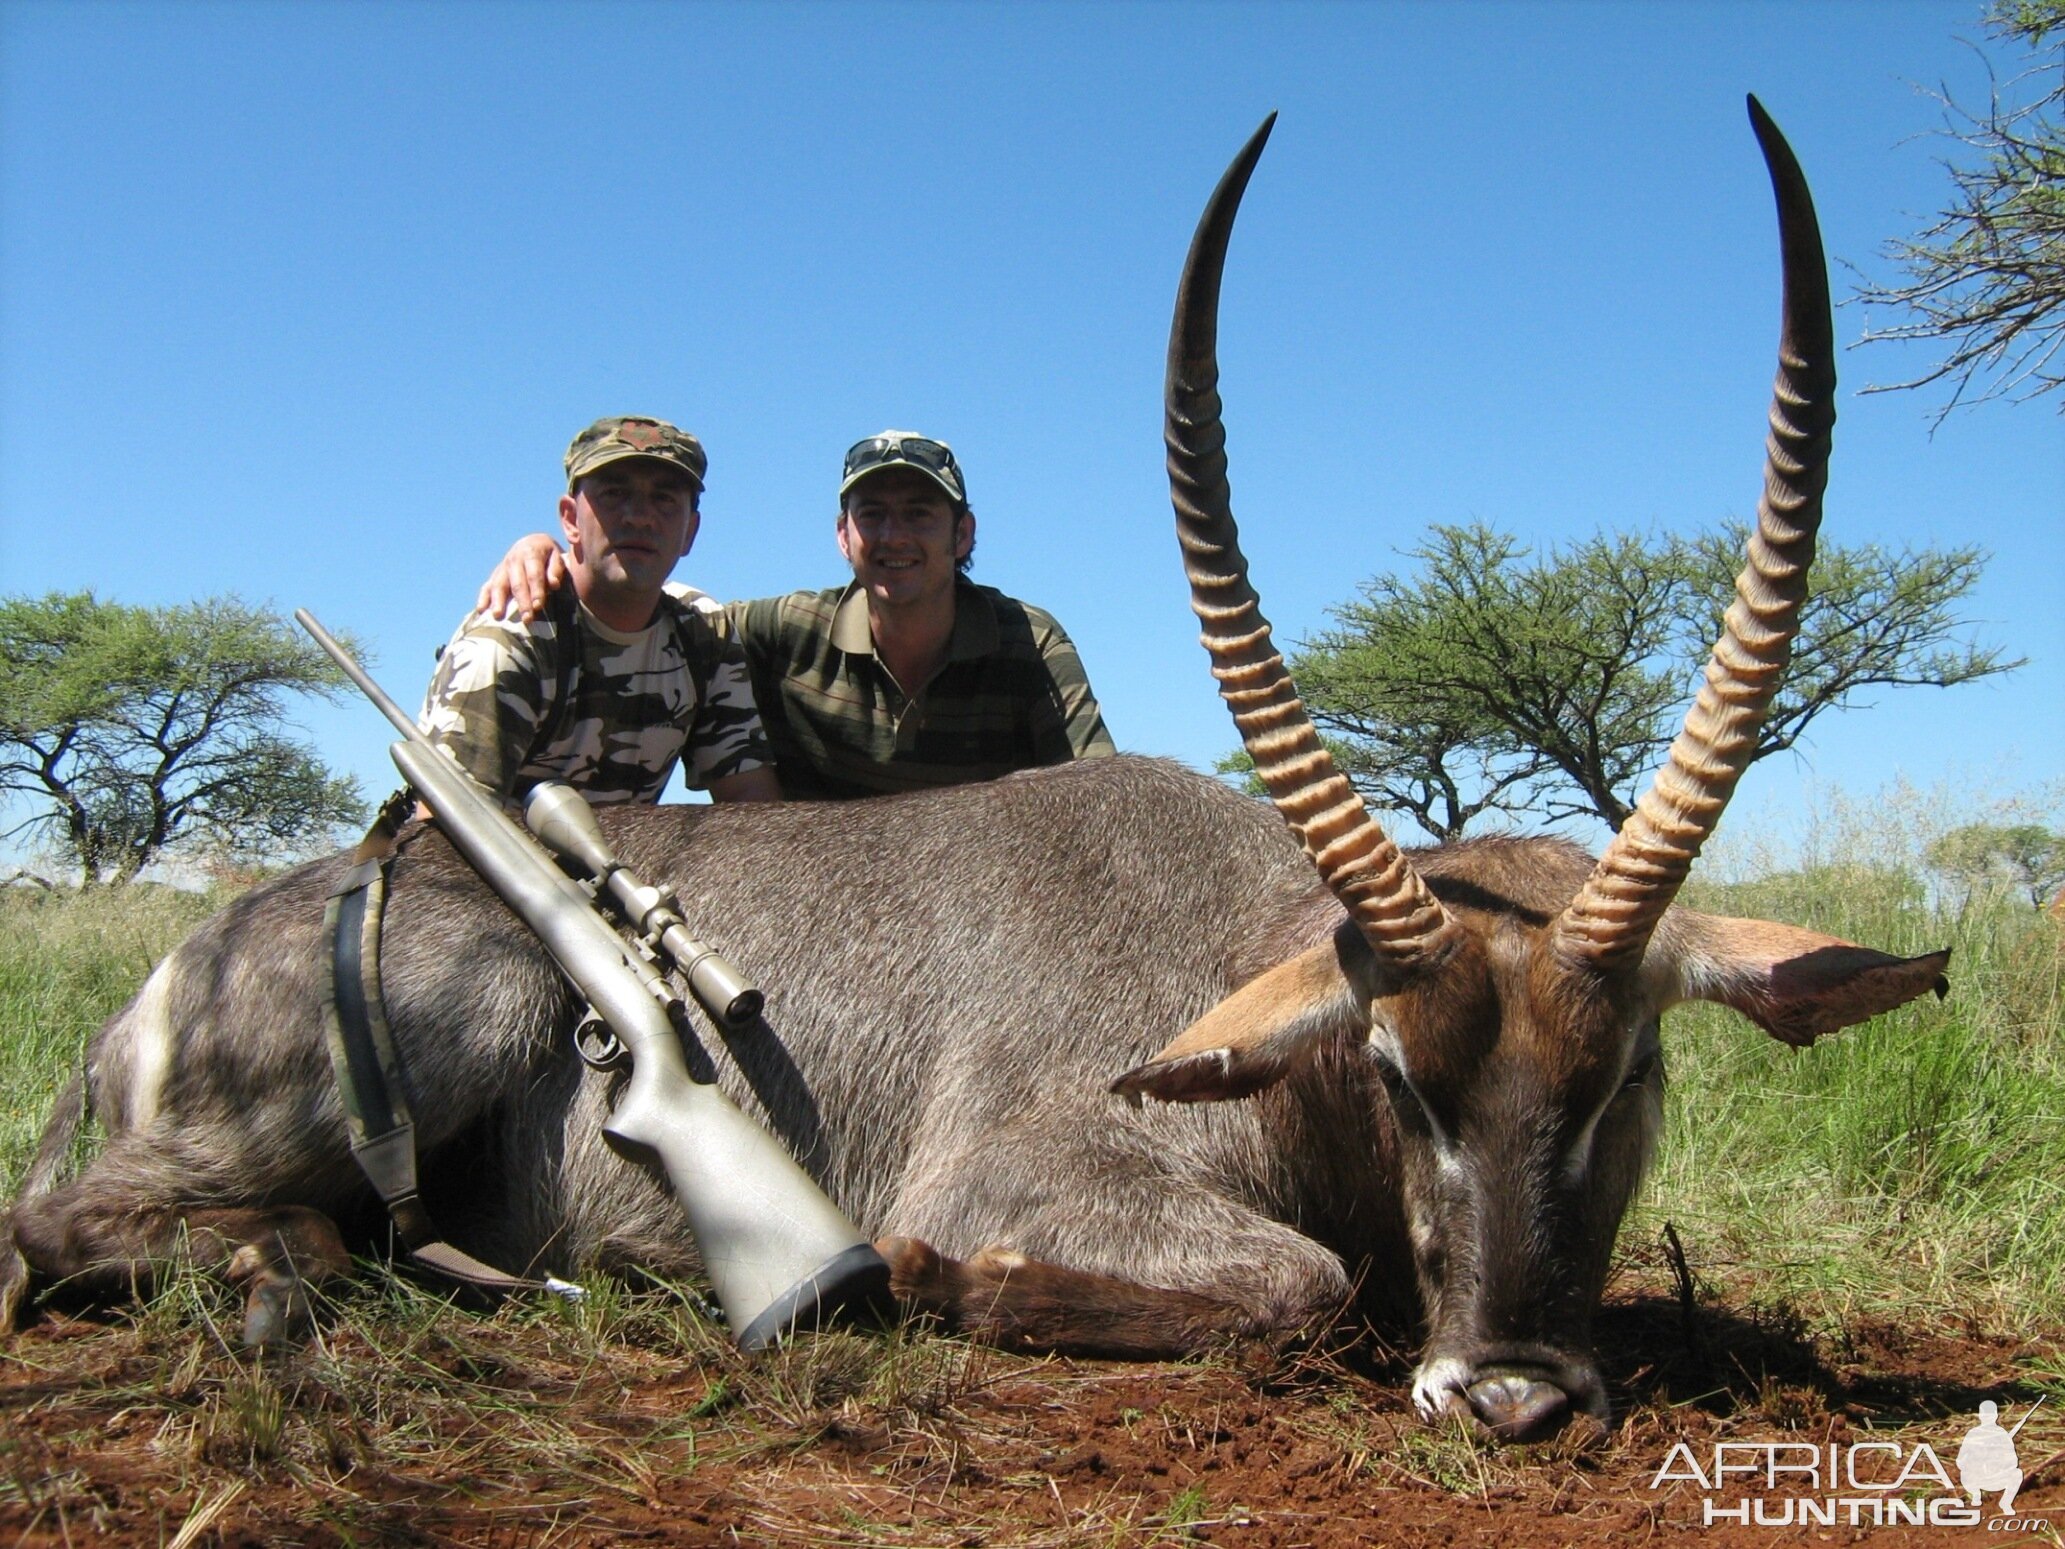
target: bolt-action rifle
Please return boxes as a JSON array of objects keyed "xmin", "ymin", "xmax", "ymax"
[{"xmin": 297, "ymin": 609, "xmax": 890, "ymax": 1350}]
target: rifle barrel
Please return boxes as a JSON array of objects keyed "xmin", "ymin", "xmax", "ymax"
[{"xmin": 296, "ymin": 608, "xmax": 425, "ymax": 745}]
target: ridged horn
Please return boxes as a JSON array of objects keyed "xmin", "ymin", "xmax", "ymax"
[
  {"xmin": 1167, "ymin": 114, "xmax": 1460, "ymax": 971},
  {"xmin": 1555, "ymin": 97, "xmax": 1836, "ymax": 973}
]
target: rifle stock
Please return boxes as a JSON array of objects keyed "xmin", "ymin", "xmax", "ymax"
[{"xmin": 300, "ymin": 610, "xmax": 889, "ymax": 1349}]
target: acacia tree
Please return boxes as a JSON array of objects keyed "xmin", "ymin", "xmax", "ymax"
[
  {"xmin": 0, "ymin": 592, "xmax": 367, "ymax": 883},
  {"xmin": 1854, "ymin": 0, "xmax": 2065, "ymax": 416},
  {"xmin": 1270, "ymin": 523, "xmax": 2018, "ymax": 838},
  {"xmin": 1926, "ymin": 822, "xmax": 2065, "ymax": 906},
  {"xmin": 1678, "ymin": 527, "xmax": 2016, "ymax": 764}
]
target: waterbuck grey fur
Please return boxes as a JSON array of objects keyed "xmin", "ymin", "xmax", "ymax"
[{"xmin": 2, "ymin": 104, "xmax": 1949, "ymax": 1441}]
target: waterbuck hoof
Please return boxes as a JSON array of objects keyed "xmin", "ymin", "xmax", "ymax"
[
  {"xmin": 228, "ymin": 1247, "xmax": 313, "ymax": 1350},
  {"xmin": 872, "ymin": 1235, "xmax": 944, "ymax": 1303},
  {"xmin": 0, "ymin": 1248, "xmax": 30, "ymax": 1334}
]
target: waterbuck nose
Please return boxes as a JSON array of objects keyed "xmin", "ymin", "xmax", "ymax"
[{"xmin": 1465, "ymin": 1372, "xmax": 1571, "ymax": 1441}]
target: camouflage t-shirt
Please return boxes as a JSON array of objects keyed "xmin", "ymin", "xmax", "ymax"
[{"xmin": 419, "ymin": 587, "xmax": 771, "ymax": 806}]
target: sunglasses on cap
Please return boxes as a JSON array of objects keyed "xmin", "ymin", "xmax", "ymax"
[{"xmin": 840, "ymin": 434, "xmax": 967, "ymax": 503}]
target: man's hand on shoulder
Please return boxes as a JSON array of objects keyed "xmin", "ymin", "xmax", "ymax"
[
  {"xmin": 707, "ymin": 766, "xmax": 782, "ymax": 803},
  {"xmin": 478, "ymin": 534, "xmax": 568, "ymax": 621},
  {"xmin": 664, "ymin": 581, "xmax": 724, "ymax": 616}
]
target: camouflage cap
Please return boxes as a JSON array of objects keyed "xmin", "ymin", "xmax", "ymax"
[
  {"xmin": 839, "ymin": 429, "xmax": 967, "ymax": 507},
  {"xmin": 564, "ymin": 416, "xmax": 707, "ymax": 493}
]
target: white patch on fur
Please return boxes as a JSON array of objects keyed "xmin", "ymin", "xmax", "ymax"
[
  {"xmin": 1559, "ymin": 1054, "xmax": 1627, "ymax": 1187},
  {"xmin": 1560, "ymin": 1025, "xmax": 1657, "ymax": 1188},
  {"xmin": 124, "ymin": 955, "xmax": 180, "ymax": 1127},
  {"xmin": 1411, "ymin": 1355, "xmax": 1473, "ymax": 1419}
]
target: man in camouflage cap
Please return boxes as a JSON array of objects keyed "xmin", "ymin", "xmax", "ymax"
[
  {"xmin": 421, "ymin": 415, "xmax": 781, "ymax": 808},
  {"xmin": 477, "ymin": 427, "xmax": 1112, "ymax": 799}
]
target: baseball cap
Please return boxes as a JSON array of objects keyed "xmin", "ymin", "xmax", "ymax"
[
  {"xmin": 564, "ymin": 415, "xmax": 707, "ymax": 493},
  {"xmin": 839, "ymin": 430, "xmax": 967, "ymax": 506}
]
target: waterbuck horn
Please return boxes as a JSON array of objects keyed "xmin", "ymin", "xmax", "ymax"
[
  {"xmin": 1167, "ymin": 113, "xmax": 1461, "ymax": 973},
  {"xmin": 1555, "ymin": 97, "xmax": 1836, "ymax": 973}
]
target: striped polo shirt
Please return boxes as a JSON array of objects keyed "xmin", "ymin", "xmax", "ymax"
[{"xmin": 720, "ymin": 580, "xmax": 1114, "ymax": 800}]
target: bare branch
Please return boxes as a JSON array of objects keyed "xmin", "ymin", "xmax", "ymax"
[{"xmin": 1851, "ymin": 3, "xmax": 2065, "ymax": 421}]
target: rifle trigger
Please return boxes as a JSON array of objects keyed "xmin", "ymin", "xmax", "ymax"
[{"xmin": 573, "ymin": 1011, "xmax": 627, "ymax": 1071}]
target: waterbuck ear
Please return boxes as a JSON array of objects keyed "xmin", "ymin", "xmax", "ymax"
[
  {"xmin": 1110, "ymin": 937, "xmax": 1366, "ymax": 1106},
  {"xmin": 1658, "ymin": 911, "xmax": 1950, "ymax": 1048}
]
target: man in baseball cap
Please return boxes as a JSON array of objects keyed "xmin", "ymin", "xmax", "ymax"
[{"xmin": 421, "ymin": 415, "xmax": 781, "ymax": 808}]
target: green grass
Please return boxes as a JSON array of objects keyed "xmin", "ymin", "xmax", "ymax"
[
  {"xmin": 0, "ymin": 881, "xmax": 225, "ymax": 1191},
  {"xmin": 1629, "ymin": 855, "xmax": 2065, "ymax": 1329}
]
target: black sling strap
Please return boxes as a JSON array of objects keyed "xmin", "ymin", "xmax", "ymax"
[{"xmin": 321, "ymin": 789, "xmax": 580, "ymax": 1299}]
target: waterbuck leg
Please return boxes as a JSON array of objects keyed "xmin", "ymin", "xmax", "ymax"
[
  {"xmin": 879, "ymin": 1115, "xmax": 1362, "ymax": 1354},
  {"xmin": 877, "ymin": 1234, "xmax": 1300, "ymax": 1357},
  {"xmin": 875, "ymin": 1120, "xmax": 1356, "ymax": 1356},
  {"xmin": 12, "ymin": 1178, "xmax": 351, "ymax": 1347}
]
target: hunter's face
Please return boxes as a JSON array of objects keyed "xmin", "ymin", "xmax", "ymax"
[
  {"xmin": 836, "ymin": 467, "xmax": 972, "ymax": 615},
  {"xmin": 561, "ymin": 460, "xmax": 700, "ymax": 605}
]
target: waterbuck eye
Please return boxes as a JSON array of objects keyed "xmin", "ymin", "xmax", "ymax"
[
  {"xmin": 1370, "ymin": 1051, "xmax": 1433, "ymax": 1126},
  {"xmin": 1621, "ymin": 1050, "xmax": 1660, "ymax": 1091}
]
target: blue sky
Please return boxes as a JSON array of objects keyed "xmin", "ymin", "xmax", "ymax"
[{"xmin": 2, "ymin": 0, "xmax": 2058, "ymax": 859}]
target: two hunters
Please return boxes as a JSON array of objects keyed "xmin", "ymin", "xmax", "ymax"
[
  {"xmin": 469, "ymin": 420, "xmax": 1114, "ymax": 802},
  {"xmin": 396, "ymin": 412, "xmax": 1121, "ymax": 1340}
]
